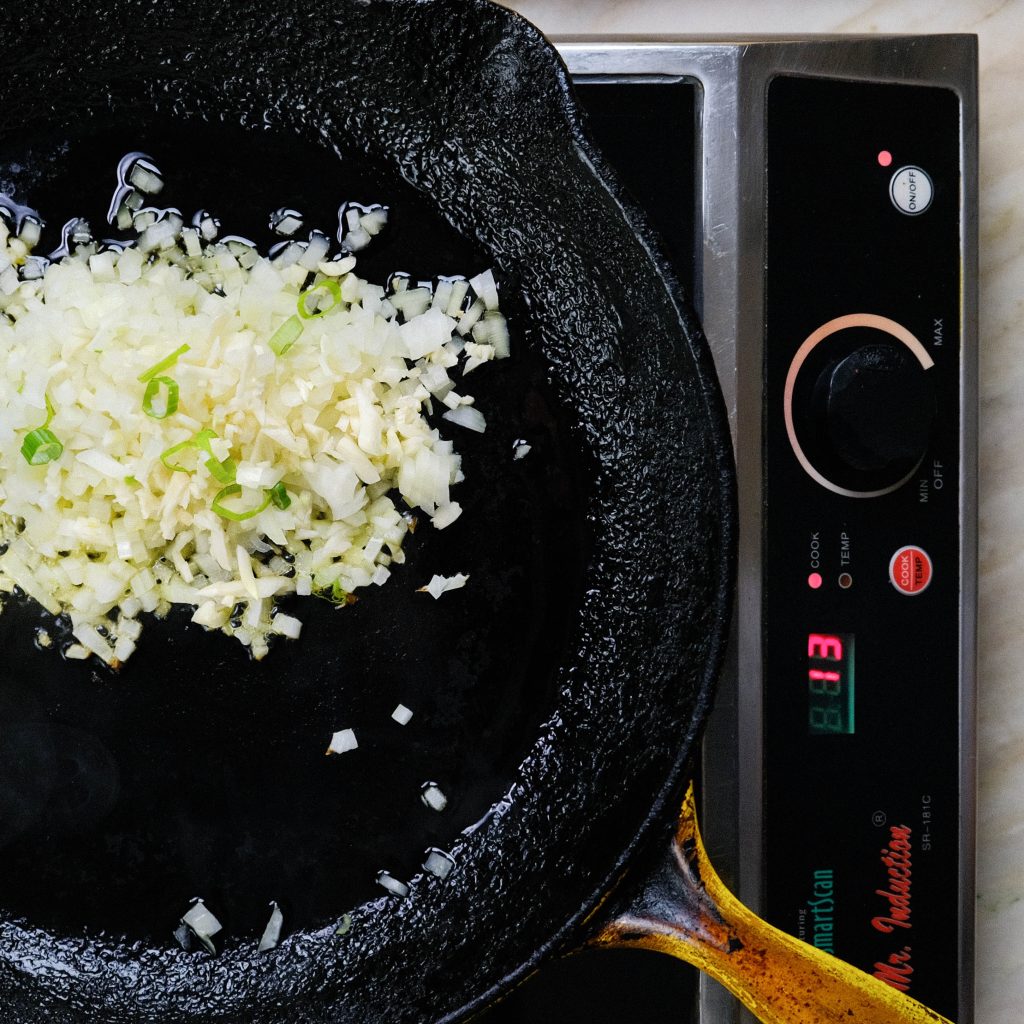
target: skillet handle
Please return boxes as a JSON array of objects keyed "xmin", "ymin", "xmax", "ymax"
[{"xmin": 586, "ymin": 784, "xmax": 953, "ymax": 1024}]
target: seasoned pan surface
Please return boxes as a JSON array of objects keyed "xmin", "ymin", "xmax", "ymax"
[{"xmin": 0, "ymin": 2, "xmax": 734, "ymax": 1021}]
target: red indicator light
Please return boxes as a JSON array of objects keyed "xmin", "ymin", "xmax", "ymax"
[
  {"xmin": 807, "ymin": 572, "xmax": 823, "ymax": 590},
  {"xmin": 877, "ymin": 149, "xmax": 893, "ymax": 167}
]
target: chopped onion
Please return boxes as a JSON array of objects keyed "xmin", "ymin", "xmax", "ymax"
[
  {"xmin": 391, "ymin": 703, "xmax": 413, "ymax": 725},
  {"xmin": 326, "ymin": 728, "xmax": 358, "ymax": 755},
  {"xmin": 442, "ymin": 406, "xmax": 487, "ymax": 433},
  {"xmin": 270, "ymin": 612, "xmax": 302, "ymax": 639},
  {"xmin": 468, "ymin": 268, "xmax": 499, "ymax": 310},
  {"xmin": 181, "ymin": 898, "xmax": 223, "ymax": 955},
  {"xmin": 258, "ymin": 901, "xmax": 284, "ymax": 952},
  {"xmin": 0, "ymin": 167, "xmax": 509, "ymax": 666},
  {"xmin": 270, "ymin": 208, "xmax": 304, "ymax": 237},
  {"xmin": 418, "ymin": 573, "xmax": 469, "ymax": 600},
  {"xmin": 128, "ymin": 162, "xmax": 164, "ymax": 195},
  {"xmin": 18, "ymin": 218, "xmax": 42, "ymax": 248},
  {"xmin": 431, "ymin": 503, "xmax": 462, "ymax": 530},
  {"xmin": 513, "ymin": 441, "xmax": 532, "ymax": 461},
  {"xmin": 376, "ymin": 870, "xmax": 409, "ymax": 898},
  {"xmin": 0, "ymin": 265, "xmax": 17, "ymax": 295},
  {"xmin": 197, "ymin": 213, "xmax": 220, "ymax": 240},
  {"xmin": 359, "ymin": 208, "xmax": 389, "ymax": 236},
  {"xmin": 298, "ymin": 231, "xmax": 330, "ymax": 270},
  {"xmin": 422, "ymin": 847, "xmax": 455, "ymax": 879},
  {"xmin": 420, "ymin": 783, "xmax": 448, "ymax": 812},
  {"xmin": 181, "ymin": 227, "xmax": 202, "ymax": 258}
]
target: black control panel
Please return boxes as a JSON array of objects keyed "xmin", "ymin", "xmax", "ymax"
[{"xmin": 764, "ymin": 77, "xmax": 962, "ymax": 1021}]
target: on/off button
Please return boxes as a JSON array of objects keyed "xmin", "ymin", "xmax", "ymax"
[
  {"xmin": 890, "ymin": 165, "xmax": 934, "ymax": 215},
  {"xmin": 889, "ymin": 545, "xmax": 933, "ymax": 595}
]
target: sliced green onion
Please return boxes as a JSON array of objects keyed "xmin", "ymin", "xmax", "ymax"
[
  {"xmin": 268, "ymin": 482, "xmax": 291, "ymax": 509},
  {"xmin": 193, "ymin": 429, "xmax": 236, "ymax": 484},
  {"xmin": 21, "ymin": 396, "xmax": 63, "ymax": 465},
  {"xmin": 297, "ymin": 279, "xmax": 342, "ymax": 320},
  {"xmin": 142, "ymin": 376, "xmax": 179, "ymax": 419},
  {"xmin": 21, "ymin": 427, "xmax": 63, "ymax": 465},
  {"xmin": 211, "ymin": 484, "xmax": 272, "ymax": 521},
  {"xmin": 138, "ymin": 343, "xmax": 190, "ymax": 382},
  {"xmin": 268, "ymin": 314, "xmax": 304, "ymax": 355},
  {"xmin": 206, "ymin": 457, "xmax": 237, "ymax": 484},
  {"xmin": 125, "ymin": 475, "xmax": 141, "ymax": 488},
  {"xmin": 160, "ymin": 438, "xmax": 198, "ymax": 473},
  {"xmin": 161, "ymin": 429, "xmax": 235, "ymax": 482}
]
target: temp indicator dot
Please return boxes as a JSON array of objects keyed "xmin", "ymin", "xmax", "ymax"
[
  {"xmin": 877, "ymin": 149, "xmax": 893, "ymax": 167},
  {"xmin": 838, "ymin": 573, "xmax": 853, "ymax": 589},
  {"xmin": 807, "ymin": 572, "xmax": 823, "ymax": 590}
]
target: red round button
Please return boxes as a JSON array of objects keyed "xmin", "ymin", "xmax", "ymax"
[{"xmin": 889, "ymin": 546, "xmax": 933, "ymax": 595}]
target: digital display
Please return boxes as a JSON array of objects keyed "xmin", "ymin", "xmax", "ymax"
[{"xmin": 807, "ymin": 633, "xmax": 855, "ymax": 734}]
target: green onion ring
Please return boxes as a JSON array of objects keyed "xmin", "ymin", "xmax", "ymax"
[
  {"xmin": 159, "ymin": 438, "xmax": 197, "ymax": 473},
  {"xmin": 138, "ymin": 343, "xmax": 190, "ymax": 382},
  {"xmin": 193, "ymin": 429, "xmax": 236, "ymax": 484},
  {"xmin": 297, "ymin": 279, "xmax": 342, "ymax": 320},
  {"xmin": 269, "ymin": 314, "xmax": 304, "ymax": 356},
  {"xmin": 142, "ymin": 376, "xmax": 179, "ymax": 419},
  {"xmin": 269, "ymin": 482, "xmax": 291, "ymax": 509},
  {"xmin": 159, "ymin": 428, "xmax": 234, "ymax": 482},
  {"xmin": 21, "ymin": 427, "xmax": 63, "ymax": 466},
  {"xmin": 212, "ymin": 484, "xmax": 272, "ymax": 521}
]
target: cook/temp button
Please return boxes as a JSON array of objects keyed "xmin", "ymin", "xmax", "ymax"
[
  {"xmin": 889, "ymin": 545, "xmax": 933, "ymax": 595},
  {"xmin": 889, "ymin": 165, "xmax": 933, "ymax": 215}
]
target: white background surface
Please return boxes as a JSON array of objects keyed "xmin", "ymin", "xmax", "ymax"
[{"xmin": 501, "ymin": 3, "xmax": 1024, "ymax": 1022}]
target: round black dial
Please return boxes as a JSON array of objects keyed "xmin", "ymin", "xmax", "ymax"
[
  {"xmin": 815, "ymin": 340, "xmax": 934, "ymax": 474},
  {"xmin": 787, "ymin": 322, "xmax": 936, "ymax": 496}
]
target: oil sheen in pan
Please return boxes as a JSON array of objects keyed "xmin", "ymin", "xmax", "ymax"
[{"xmin": 0, "ymin": 119, "xmax": 591, "ymax": 944}]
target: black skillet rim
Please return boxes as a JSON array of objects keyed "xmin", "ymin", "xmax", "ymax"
[{"xmin": 0, "ymin": 1, "xmax": 736, "ymax": 1020}]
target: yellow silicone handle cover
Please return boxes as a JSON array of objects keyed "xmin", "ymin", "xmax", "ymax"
[{"xmin": 588, "ymin": 785, "xmax": 954, "ymax": 1024}]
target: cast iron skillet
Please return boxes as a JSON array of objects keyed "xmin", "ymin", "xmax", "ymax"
[{"xmin": 0, "ymin": 3, "xmax": 952, "ymax": 1023}]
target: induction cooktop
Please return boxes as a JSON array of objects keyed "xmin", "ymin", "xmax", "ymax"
[{"xmin": 478, "ymin": 35, "xmax": 977, "ymax": 1024}]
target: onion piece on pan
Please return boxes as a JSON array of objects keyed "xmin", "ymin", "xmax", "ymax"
[
  {"xmin": 442, "ymin": 406, "xmax": 486, "ymax": 433},
  {"xmin": 376, "ymin": 871, "xmax": 409, "ymax": 898},
  {"xmin": 420, "ymin": 782, "xmax": 448, "ymax": 812},
  {"xmin": 422, "ymin": 847, "xmax": 456, "ymax": 880},
  {"xmin": 180, "ymin": 898, "xmax": 223, "ymax": 955},
  {"xmin": 417, "ymin": 574, "xmax": 469, "ymax": 600},
  {"xmin": 258, "ymin": 901, "xmax": 284, "ymax": 952},
  {"xmin": 326, "ymin": 728, "xmax": 358, "ymax": 755}
]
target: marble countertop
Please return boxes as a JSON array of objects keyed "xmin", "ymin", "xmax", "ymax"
[{"xmin": 501, "ymin": 2, "xmax": 1023, "ymax": 1022}]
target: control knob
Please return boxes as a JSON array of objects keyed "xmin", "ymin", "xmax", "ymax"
[
  {"xmin": 813, "ymin": 339, "xmax": 934, "ymax": 475},
  {"xmin": 785, "ymin": 314, "xmax": 936, "ymax": 497}
]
